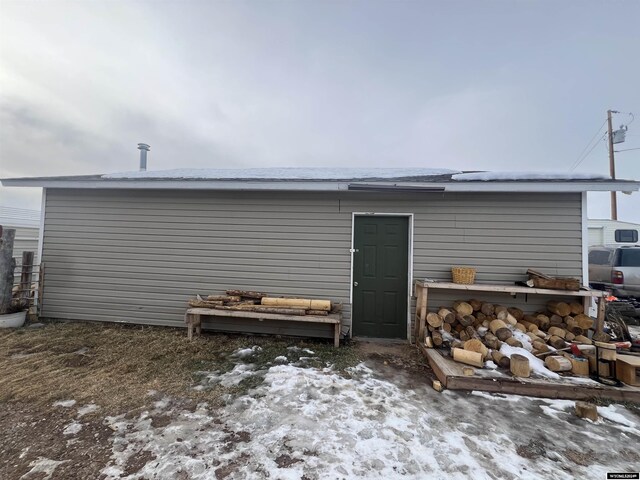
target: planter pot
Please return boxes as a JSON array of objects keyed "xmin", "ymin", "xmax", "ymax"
[{"xmin": 0, "ymin": 311, "xmax": 27, "ymax": 328}]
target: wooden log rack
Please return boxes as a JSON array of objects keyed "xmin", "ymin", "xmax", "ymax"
[
  {"xmin": 413, "ymin": 280, "xmax": 607, "ymax": 344},
  {"xmin": 184, "ymin": 307, "xmax": 343, "ymax": 347}
]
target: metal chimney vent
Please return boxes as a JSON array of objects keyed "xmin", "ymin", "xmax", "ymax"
[{"xmin": 137, "ymin": 143, "xmax": 150, "ymax": 171}]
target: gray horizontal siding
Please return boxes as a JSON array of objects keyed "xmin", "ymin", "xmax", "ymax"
[{"xmin": 41, "ymin": 189, "xmax": 583, "ymax": 340}]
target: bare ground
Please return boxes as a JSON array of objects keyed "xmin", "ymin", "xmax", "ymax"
[{"xmin": 1, "ymin": 322, "xmax": 639, "ymax": 479}]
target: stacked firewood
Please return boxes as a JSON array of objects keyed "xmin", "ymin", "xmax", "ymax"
[
  {"xmin": 424, "ymin": 298, "xmax": 604, "ymax": 375},
  {"xmin": 188, "ymin": 290, "xmax": 336, "ymax": 316}
]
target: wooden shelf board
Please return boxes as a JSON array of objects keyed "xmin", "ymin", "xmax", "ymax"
[
  {"xmin": 187, "ymin": 308, "xmax": 341, "ymax": 324},
  {"xmin": 413, "ymin": 281, "xmax": 605, "ymax": 298}
]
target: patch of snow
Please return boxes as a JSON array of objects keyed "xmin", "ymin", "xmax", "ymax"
[
  {"xmin": 21, "ymin": 457, "xmax": 68, "ymax": 479},
  {"xmin": 103, "ymin": 167, "xmax": 461, "ymax": 180},
  {"xmin": 452, "ymin": 171, "xmax": 610, "ymax": 181},
  {"xmin": 53, "ymin": 399, "xmax": 76, "ymax": 408},
  {"xmin": 274, "ymin": 355, "xmax": 288, "ymax": 363},
  {"xmin": 499, "ymin": 344, "xmax": 560, "ymax": 379},
  {"xmin": 510, "ymin": 329, "xmax": 534, "ymax": 352},
  {"xmin": 199, "ymin": 364, "xmax": 260, "ymax": 388},
  {"xmin": 153, "ymin": 398, "xmax": 171, "ymax": 410},
  {"xmin": 231, "ymin": 346, "xmax": 262, "ymax": 358},
  {"xmin": 146, "ymin": 389, "xmax": 158, "ymax": 396},
  {"xmin": 598, "ymin": 405, "xmax": 637, "ymax": 428},
  {"xmin": 19, "ymin": 446, "xmax": 30, "ymax": 459},
  {"xmin": 63, "ymin": 421, "xmax": 82, "ymax": 435},
  {"xmin": 302, "ymin": 348, "xmax": 315, "ymax": 355},
  {"xmin": 484, "ymin": 360, "xmax": 497, "ymax": 369},
  {"xmin": 77, "ymin": 404, "xmax": 100, "ymax": 417}
]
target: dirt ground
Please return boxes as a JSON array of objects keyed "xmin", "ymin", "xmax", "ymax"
[{"xmin": 1, "ymin": 322, "xmax": 639, "ymax": 479}]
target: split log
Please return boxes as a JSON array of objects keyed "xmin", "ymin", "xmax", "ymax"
[
  {"xmin": 207, "ymin": 295, "xmax": 241, "ymax": 302},
  {"xmin": 574, "ymin": 335, "xmax": 592, "ymax": 345},
  {"xmin": 548, "ymin": 335, "xmax": 567, "ymax": 349},
  {"xmin": 505, "ymin": 337, "xmax": 523, "ymax": 348},
  {"xmin": 424, "ymin": 336, "xmax": 434, "ymax": 348},
  {"xmin": 491, "ymin": 350, "xmax": 511, "ymax": 369},
  {"xmin": 459, "ymin": 330, "xmax": 470, "ymax": 342},
  {"xmin": 532, "ymin": 340, "xmax": 550, "ymax": 353},
  {"xmin": 565, "ymin": 332, "xmax": 576, "ymax": 342},
  {"xmin": 462, "ymin": 366, "xmax": 475, "ymax": 376},
  {"xmin": 497, "ymin": 310, "xmax": 517, "ymax": 326},
  {"xmin": 482, "ymin": 332, "xmax": 502, "ymax": 350},
  {"xmin": 306, "ymin": 309, "xmax": 329, "ymax": 316},
  {"xmin": 510, "ymin": 354, "xmax": 531, "ymax": 377},
  {"xmin": 463, "ymin": 339, "xmax": 488, "ymax": 359},
  {"xmin": 226, "ymin": 290, "xmax": 267, "ymax": 299},
  {"xmin": 451, "ymin": 339, "xmax": 465, "ymax": 349},
  {"xmin": 468, "ymin": 299, "xmax": 483, "ymax": 312},
  {"xmin": 574, "ymin": 314, "xmax": 595, "ymax": 331},
  {"xmin": 427, "ymin": 312, "xmax": 443, "ymax": 328},
  {"xmin": 262, "ymin": 297, "xmax": 331, "ymax": 311},
  {"xmin": 494, "ymin": 305, "xmax": 507, "ymax": 315},
  {"xmin": 514, "ymin": 323, "xmax": 527, "ymax": 333},
  {"xmin": 432, "ymin": 330, "xmax": 443, "ymax": 347},
  {"xmin": 536, "ymin": 314, "xmax": 550, "ymax": 330},
  {"xmin": 432, "ymin": 380, "xmax": 444, "ymax": 392},
  {"xmin": 547, "ymin": 301, "xmax": 571, "ymax": 317},
  {"xmin": 453, "ymin": 301, "xmax": 473, "ymax": 316},
  {"xmin": 548, "ymin": 326, "xmax": 567, "ymax": 339},
  {"xmin": 428, "ymin": 325, "xmax": 436, "ymax": 333},
  {"xmin": 481, "ymin": 319, "xmax": 490, "ymax": 328},
  {"xmin": 549, "ymin": 314, "xmax": 564, "ymax": 326},
  {"xmin": 524, "ymin": 314, "xmax": 541, "ymax": 327},
  {"xmin": 457, "ymin": 314, "xmax": 475, "ymax": 327},
  {"xmin": 452, "ymin": 347, "xmax": 484, "ymax": 368},
  {"xmin": 465, "ymin": 325, "xmax": 479, "ymax": 340},
  {"xmin": 480, "ymin": 303, "xmax": 495, "ymax": 316},
  {"xmin": 544, "ymin": 356, "xmax": 572, "ymax": 372},
  {"xmin": 442, "ymin": 323, "xmax": 452, "ymax": 333},
  {"xmin": 526, "ymin": 332, "xmax": 540, "ymax": 343},
  {"xmin": 507, "ymin": 307, "xmax": 524, "ymax": 321},
  {"xmin": 475, "ymin": 312, "xmax": 487, "ymax": 322},
  {"xmin": 438, "ymin": 308, "xmax": 456, "ymax": 324},
  {"xmin": 569, "ymin": 302, "xmax": 584, "ymax": 316},
  {"xmin": 575, "ymin": 401, "xmax": 598, "ymax": 421},
  {"xmin": 454, "ymin": 324, "xmax": 464, "ymax": 333},
  {"xmin": 489, "ymin": 319, "xmax": 512, "ymax": 341}
]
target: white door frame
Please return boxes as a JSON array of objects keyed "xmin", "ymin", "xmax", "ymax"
[{"xmin": 350, "ymin": 212, "xmax": 414, "ymax": 341}]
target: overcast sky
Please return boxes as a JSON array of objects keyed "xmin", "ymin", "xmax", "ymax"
[{"xmin": 0, "ymin": 0, "xmax": 638, "ymax": 220}]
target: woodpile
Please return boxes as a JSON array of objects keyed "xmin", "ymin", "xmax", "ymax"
[
  {"xmin": 421, "ymin": 296, "xmax": 614, "ymax": 380},
  {"xmin": 187, "ymin": 290, "xmax": 336, "ymax": 317}
]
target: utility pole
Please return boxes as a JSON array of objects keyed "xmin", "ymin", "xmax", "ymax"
[{"xmin": 607, "ymin": 109, "xmax": 617, "ymax": 220}]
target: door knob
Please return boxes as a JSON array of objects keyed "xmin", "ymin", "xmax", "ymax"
[{"xmin": 354, "ymin": 281, "xmax": 358, "ymax": 286}]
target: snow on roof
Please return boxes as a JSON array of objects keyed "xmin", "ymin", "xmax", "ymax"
[
  {"xmin": 102, "ymin": 167, "xmax": 461, "ymax": 180},
  {"xmin": 452, "ymin": 171, "xmax": 610, "ymax": 181}
]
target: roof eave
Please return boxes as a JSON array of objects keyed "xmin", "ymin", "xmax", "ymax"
[{"xmin": 1, "ymin": 179, "xmax": 638, "ymax": 193}]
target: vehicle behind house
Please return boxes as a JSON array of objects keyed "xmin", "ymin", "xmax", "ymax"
[
  {"xmin": 588, "ymin": 219, "xmax": 640, "ymax": 246},
  {"xmin": 589, "ymin": 245, "xmax": 640, "ymax": 297}
]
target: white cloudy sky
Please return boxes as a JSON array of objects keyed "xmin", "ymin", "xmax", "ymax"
[{"xmin": 0, "ymin": 0, "xmax": 638, "ymax": 220}]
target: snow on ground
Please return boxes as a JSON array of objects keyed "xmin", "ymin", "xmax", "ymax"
[
  {"xmin": 452, "ymin": 171, "xmax": 609, "ymax": 181},
  {"xmin": 103, "ymin": 167, "xmax": 460, "ymax": 180},
  {"xmin": 62, "ymin": 421, "xmax": 83, "ymax": 435},
  {"xmin": 98, "ymin": 360, "xmax": 639, "ymax": 480},
  {"xmin": 20, "ymin": 457, "xmax": 69, "ymax": 480},
  {"xmin": 77, "ymin": 404, "xmax": 100, "ymax": 417},
  {"xmin": 52, "ymin": 399, "xmax": 76, "ymax": 408}
]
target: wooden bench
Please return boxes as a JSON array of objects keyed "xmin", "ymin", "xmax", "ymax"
[{"xmin": 184, "ymin": 307, "xmax": 342, "ymax": 347}]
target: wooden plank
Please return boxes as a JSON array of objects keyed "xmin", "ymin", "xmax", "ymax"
[
  {"xmin": 596, "ymin": 296, "xmax": 606, "ymax": 335},
  {"xmin": 334, "ymin": 323, "xmax": 340, "ymax": 348},
  {"xmin": 186, "ymin": 307, "xmax": 341, "ymax": 324},
  {"xmin": 414, "ymin": 281, "xmax": 605, "ymax": 298}
]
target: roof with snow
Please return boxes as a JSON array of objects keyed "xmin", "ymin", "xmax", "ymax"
[{"xmin": 1, "ymin": 168, "xmax": 638, "ymax": 193}]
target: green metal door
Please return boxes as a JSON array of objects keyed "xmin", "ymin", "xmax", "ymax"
[{"xmin": 352, "ymin": 216, "xmax": 409, "ymax": 338}]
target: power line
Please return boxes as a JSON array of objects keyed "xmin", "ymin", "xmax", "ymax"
[
  {"xmin": 569, "ymin": 118, "xmax": 607, "ymax": 171},
  {"xmin": 614, "ymin": 147, "xmax": 640, "ymax": 152},
  {"xmin": 570, "ymin": 132, "xmax": 607, "ymax": 171}
]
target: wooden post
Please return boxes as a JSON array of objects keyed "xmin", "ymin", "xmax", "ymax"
[
  {"xmin": 19, "ymin": 251, "xmax": 34, "ymax": 303},
  {"xmin": 596, "ymin": 295, "xmax": 606, "ymax": 335},
  {"xmin": 334, "ymin": 323, "xmax": 340, "ymax": 348},
  {"xmin": 0, "ymin": 228, "xmax": 16, "ymax": 315}
]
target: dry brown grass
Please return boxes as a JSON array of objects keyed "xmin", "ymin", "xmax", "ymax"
[{"xmin": 0, "ymin": 321, "xmax": 359, "ymax": 414}]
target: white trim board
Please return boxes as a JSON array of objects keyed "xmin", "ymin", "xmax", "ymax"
[
  {"xmin": 34, "ymin": 188, "xmax": 46, "ymax": 309},
  {"xmin": 349, "ymin": 212, "xmax": 414, "ymax": 342},
  {"xmin": 2, "ymin": 178, "xmax": 638, "ymax": 193}
]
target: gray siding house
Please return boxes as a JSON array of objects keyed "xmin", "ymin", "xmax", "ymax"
[{"xmin": 2, "ymin": 168, "xmax": 638, "ymax": 341}]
